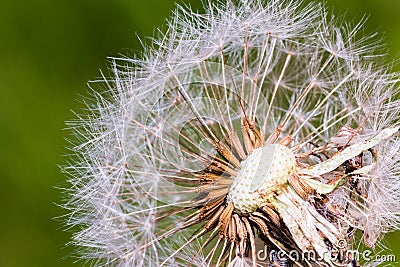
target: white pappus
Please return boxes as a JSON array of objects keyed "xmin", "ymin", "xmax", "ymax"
[{"xmin": 63, "ymin": 0, "xmax": 400, "ymax": 266}]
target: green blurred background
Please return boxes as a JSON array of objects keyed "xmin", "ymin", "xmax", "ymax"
[{"xmin": 0, "ymin": 0, "xmax": 399, "ymax": 266}]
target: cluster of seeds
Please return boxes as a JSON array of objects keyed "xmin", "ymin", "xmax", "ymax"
[{"xmin": 64, "ymin": 0, "xmax": 400, "ymax": 266}]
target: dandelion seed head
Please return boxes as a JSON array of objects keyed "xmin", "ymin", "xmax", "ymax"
[{"xmin": 63, "ymin": 0, "xmax": 400, "ymax": 266}]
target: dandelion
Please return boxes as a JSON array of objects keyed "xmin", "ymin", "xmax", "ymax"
[{"xmin": 63, "ymin": 0, "xmax": 400, "ymax": 266}]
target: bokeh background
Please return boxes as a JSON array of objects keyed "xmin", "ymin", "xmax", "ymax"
[{"xmin": 0, "ymin": 0, "xmax": 399, "ymax": 266}]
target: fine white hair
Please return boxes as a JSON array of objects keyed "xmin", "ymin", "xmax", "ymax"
[{"xmin": 63, "ymin": 0, "xmax": 400, "ymax": 266}]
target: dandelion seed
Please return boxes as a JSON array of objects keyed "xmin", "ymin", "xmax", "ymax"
[{"xmin": 63, "ymin": 0, "xmax": 400, "ymax": 266}]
